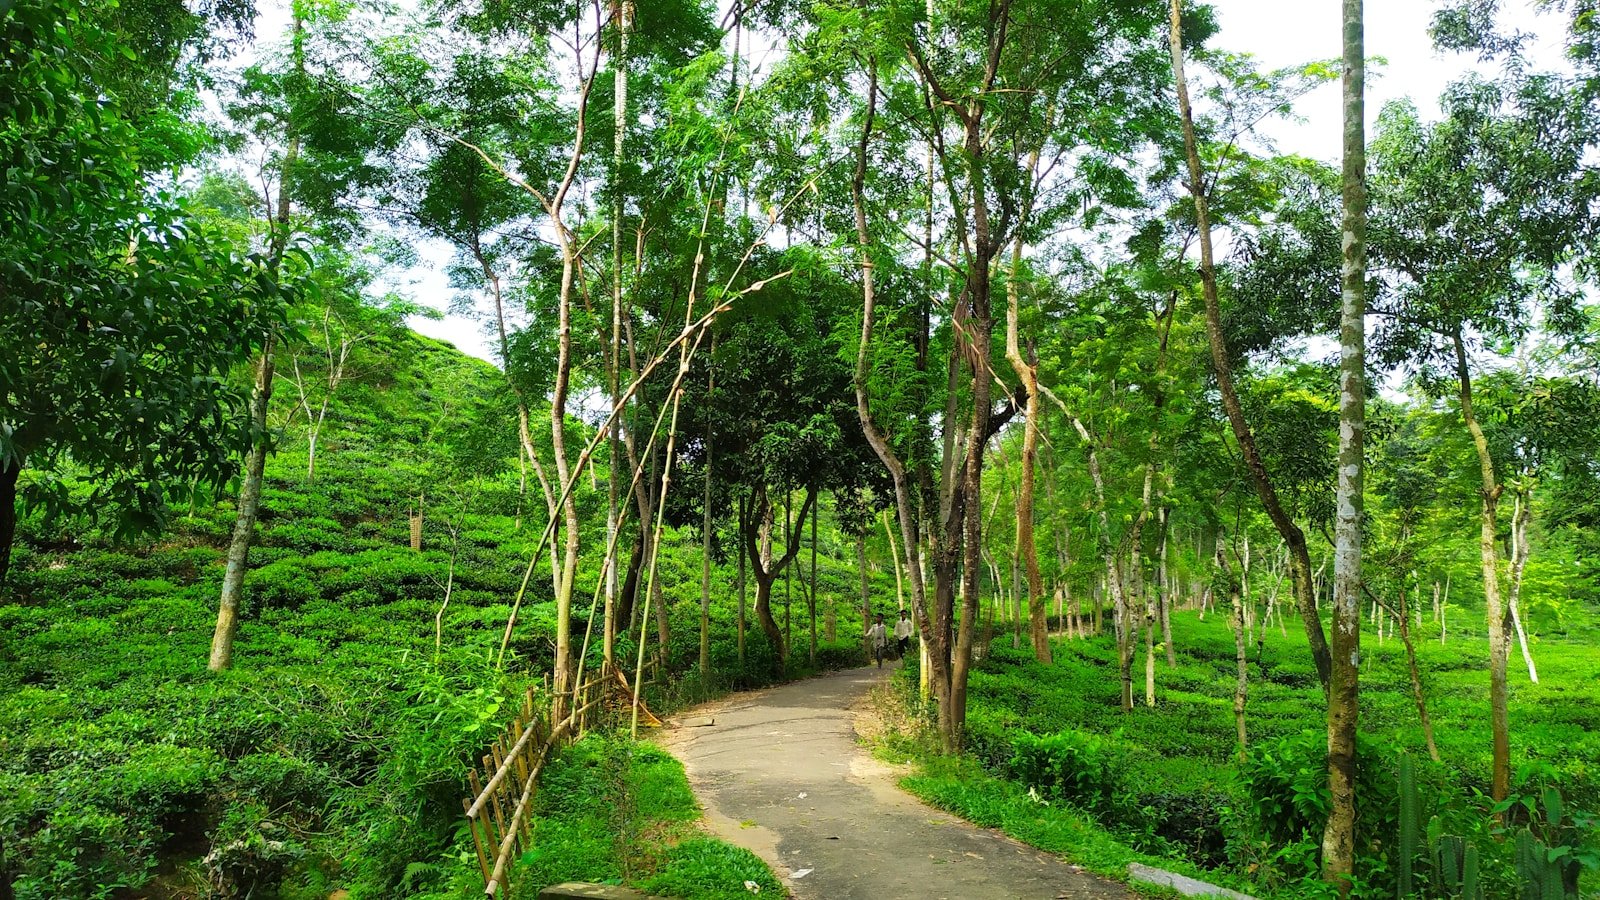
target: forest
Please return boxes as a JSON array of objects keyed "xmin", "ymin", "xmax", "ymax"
[{"xmin": 3, "ymin": 0, "xmax": 1599, "ymax": 897}]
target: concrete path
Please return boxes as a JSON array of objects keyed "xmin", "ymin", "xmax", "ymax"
[{"xmin": 659, "ymin": 666, "xmax": 1130, "ymax": 900}]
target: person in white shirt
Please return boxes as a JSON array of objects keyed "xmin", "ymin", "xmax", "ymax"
[
  {"xmin": 867, "ymin": 613, "xmax": 889, "ymax": 668},
  {"xmin": 893, "ymin": 609, "xmax": 913, "ymax": 659}
]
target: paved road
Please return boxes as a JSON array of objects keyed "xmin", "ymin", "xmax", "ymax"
[{"xmin": 660, "ymin": 666, "xmax": 1130, "ymax": 900}]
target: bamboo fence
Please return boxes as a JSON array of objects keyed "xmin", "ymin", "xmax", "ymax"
[{"xmin": 461, "ymin": 665, "xmax": 661, "ymax": 896}]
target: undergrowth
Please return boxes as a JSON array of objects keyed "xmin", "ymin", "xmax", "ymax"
[
  {"xmin": 505, "ymin": 737, "xmax": 781, "ymax": 900},
  {"xmin": 873, "ymin": 618, "xmax": 1600, "ymax": 899}
]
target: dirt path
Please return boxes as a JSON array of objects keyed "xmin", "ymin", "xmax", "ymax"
[{"xmin": 658, "ymin": 666, "xmax": 1130, "ymax": 900}]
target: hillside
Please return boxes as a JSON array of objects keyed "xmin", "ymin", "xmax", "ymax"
[{"xmin": 0, "ymin": 330, "xmax": 831, "ymax": 898}]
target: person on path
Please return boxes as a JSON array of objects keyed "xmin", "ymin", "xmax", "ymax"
[
  {"xmin": 867, "ymin": 614, "xmax": 888, "ymax": 668},
  {"xmin": 894, "ymin": 609, "xmax": 913, "ymax": 659}
]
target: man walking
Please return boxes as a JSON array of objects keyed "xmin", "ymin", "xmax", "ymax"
[
  {"xmin": 867, "ymin": 613, "xmax": 889, "ymax": 668},
  {"xmin": 894, "ymin": 609, "xmax": 913, "ymax": 659}
]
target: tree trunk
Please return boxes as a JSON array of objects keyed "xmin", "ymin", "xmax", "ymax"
[
  {"xmin": 210, "ymin": 338, "xmax": 276, "ymax": 672},
  {"xmin": 753, "ymin": 571, "xmax": 782, "ymax": 662},
  {"xmin": 737, "ymin": 497, "xmax": 747, "ymax": 667},
  {"xmin": 1388, "ymin": 588, "xmax": 1441, "ymax": 762},
  {"xmin": 850, "ymin": 64, "xmax": 951, "ymax": 749},
  {"xmin": 809, "ymin": 500, "xmax": 818, "ymax": 665},
  {"xmin": 1440, "ymin": 573, "xmax": 1449, "ymax": 646},
  {"xmin": 859, "ymin": 529, "xmax": 872, "ymax": 657},
  {"xmin": 0, "ymin": 457, "xmax": 21, "ymax": 590},
  {"xmin": 784, "ymin": 489, "xmax": 792, "ymax": 652},
  {"xmin": 1073, "ymin": 417, "xmax": 1133, "ymax": 709},
  {"xmin": 604, "ymin": 0, "xmax": 632, "ymax": 675},
  {"xmin": 653, "ymin": 563, "xmax": 669, "ymax": 673},
  {"xmin": 549, "ymin": 242, "xmax": 581, "ymax": 717},
  {"xmin": 1509, "ymin": 489, "xmax": 1538, "ymax": 683},
  {"xmin": 1216, "ymin": 541, "xmax": 1248, "ymax": 760},
  {"xmin": 1003, "ymin": 195, "xmax": 1051, "ymax": 666},
  {"xmin": 210, "ymin": 18, "xmax": 303, "ymax": 671},
  {"xmin": 1454, "ymin": 329, "xmax": 1511, "ymax": 805},
  {"xmin": 742, "ymin": 485, "xmax": 816, "ymax": 672},
  {"xmin": 1160, "ymin": 508, "xmax": 1176, "ymax": 667},
  {"xmin": 1010, "ymin": 544, "xmax": 1023, "ymax": 650},
  {"xmin": 699, "ymin": 353, "xmax": 716, "ymax": 678},
  {"xmin": 1322, "ymin": 0, "xmax": 1367, "ymax": 888},
  {"xmin": 1167, "ymin": 2, "xmax": 1332, "ymax": 690},
  {"xmin": 616, "ymin": 528, "xmax": 644, "ymax": 631}
]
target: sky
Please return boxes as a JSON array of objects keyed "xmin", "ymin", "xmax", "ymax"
[{"xmin": 387, "ymin": 0, "xmax": 1571, "ymax": 364}]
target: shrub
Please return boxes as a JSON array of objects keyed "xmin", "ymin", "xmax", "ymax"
[
  {"xmin": 962, "ymin": 704, "xmax": 1021, "ymax": 772},
  {"xmin": 1238, "ymin": 730, "xmax": 1330, "ymax": 847},
  {"xmin": 1132, "ymin": 789, "xmax": 1233, "ymax": 867},
  {"xmin": 638, "ymin": 838, "xmax": 783, "ymax": 900},
  {"xmin": 1007, "ymin": 729, "xmax": 1121, "ymax": 811},
  {"xmin": 245, "ymin": 559, "xmax": 320, "ymax": 611},
  {"xmin": 11, "ymin": 805, "xmax": 153, "ymax": 900},
  {"xmin": 204, "ymin": 801, "xmax": 308, "ymax": 898}
]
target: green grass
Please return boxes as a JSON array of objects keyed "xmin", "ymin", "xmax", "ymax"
[
  {"xmin": 876, "ymin": 610, "xmax": 1600, "ymax": 898},
  {"xmin": 509, "ymin": 738, "xmax": 781, "ymax": 899},
  {"xmin": 0, "ymin": 329, "xmax": 855, "ymax": 899},
  {"xmin": 899, "ymin": 755, "xmax": 1193, "ymax": 898}
]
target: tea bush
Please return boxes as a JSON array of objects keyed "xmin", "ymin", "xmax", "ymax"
[{"xmin": 898, "ymin": 610, "xmax": 1600, "ymax": 898}]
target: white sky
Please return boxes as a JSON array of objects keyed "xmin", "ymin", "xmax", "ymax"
[{"xmin": 390, "ymin": 0, "xmax": 1571, "ymax": 363}]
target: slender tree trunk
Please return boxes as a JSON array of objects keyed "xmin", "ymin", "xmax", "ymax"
[
  {"xmin": 1387, "ymin": 588, "xmax": 1442, "ymax": 762},
  {"xmin": 883, "ymin": 512, "xmax": 905, "ymax": 611},
  {"xmin": 1144, "ymin": 583, "xmax": 1157, "ymax": 706},
  {"xmin": 784, "ymin": 489, "xmax": 792, "ymax": 652},
  {"xmin": 809, "ymin": 499, "xmax": 819, "ymax": 665},
  {"xmin": 210, "ymin": 16, "xmax": 303, "ymax": 671},
  {"xmin": 1160, "ymin": 508, "xmax": 1176, "ymax": 667},
  {"xmin": 743, "ymin": 486, "xmax": 816, "ymax": 672},
  {"xmin": 1217, "ymin": 541, "xmax": 1248, "ymax": 760},
  {"xmin": 604, "ymin": 0, "xmax": 633, "ymax": 673},
  {"xmin": 1073, "ymin": 417, "xmax": 1133, "ymax": 709},
  {"xmin": 1003, "ymin": 187, "xmax": 1051, "ymax": 665},
  {"xmin": 1167, "ymin": 2, "xmax": 1332, "ymax": 689},
  {"xmin": 1011, "ymin": 544, "xmax": 1023, "ymax": 650},
  {"xmin": 652, "ymin": 541, "xmax": 669, "ymax": 670},
  {"xmin": 699, "ymin": 350, "xmax": 716, "ymax": 678},
  {"xmin": 0, "ymin": 457, "xmax": 22, "ymax": 590},
  {"xmin": 851, "ymin": 64, "xmax": 951, "ymax": 748},
  {"xmin": 434, "ymin": 536, "xmax": 458, "ymax": 662},
  {"xmin": 616, "ymin": 529, "xmax": 645, "ymax": 630},
  {"xmin": 737, "ymin": 496, "xmax": 747, "ymax": 667},
  {"xmin": 1440, "ymin": 573, "xmax": 1449, "ymax": 646},
  {"xmin": 1454, "ymin": 329, "xmax": 1511, "ymax": 804},
  {"xmin": 858, "ymin": 529, "xmax": 872, "ymax": 657},
  {"xmin": 1322, "ymin": 0, "xmax": 1367, "ymax": 888},
  {"xmin": 1134, "ymin": 297, "xmax": 1175, "ymax": 705},
  {"xmin": 1509, "ymin": 489, "xmax": 1538, "ymax": 683},
  {"xmin": 549, "ymin": 241, "xmax": 581, "ymax": 715},
  {"xmin": 210, "ymin": 338, "xmax": 276, "ymax": 671}
]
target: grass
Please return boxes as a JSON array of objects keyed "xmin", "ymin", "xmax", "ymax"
[
  {"xmin": 0, "ymin": 329, "xmax": 859, "ymax": 899},
  {"xmin": 509, "ymin": 737, "xmax": 781, "ymax": 899},
  {"xmin": 871, "ymin": 608, "xmax": 1600, "ymax": 898}
]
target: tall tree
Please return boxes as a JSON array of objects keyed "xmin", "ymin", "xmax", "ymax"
[
  {"xmin": 1322, "ymin": 0, "xmax": 1366, "ymax": 888},
  {"xmin": 1, "ymin": 0, "xmax": 288, "ymax": 590},
  {"xmin": 207, "ymin": 3, "xmax": 395, "ymax": 669},
  {"xmin": 209, "ymin": 12, "xmax": 308, "ymax": 671},
  {"xmin": 1167, "ymin": 0, "xmax": 1333, "ymax": 690}
]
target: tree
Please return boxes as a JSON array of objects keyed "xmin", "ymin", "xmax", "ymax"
[
  {"xmin": 816, "ymin": 0, "xmax": 1182, "ymax": 749},
  {"xmin": 209, "ymin": 3, "xmax": 392, "ymax": 671},
  {"xmin": 1364, "ymin": 74, "xmax": 1600, "ymax": 804},
  {"xmin": 1, "ymin": 0, "xmax": 288, "ymax": 589},
  {"xmin": 1322, "ymin": 0, "xmax": 1366, "ymax": 888},
  {"xmin": 1166, "ymin": 20, "xmax": 1335, "ymax": 689},
  {"xmin": 672, "ymin": 250, "xmax": 885, "ymax": 671}
]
